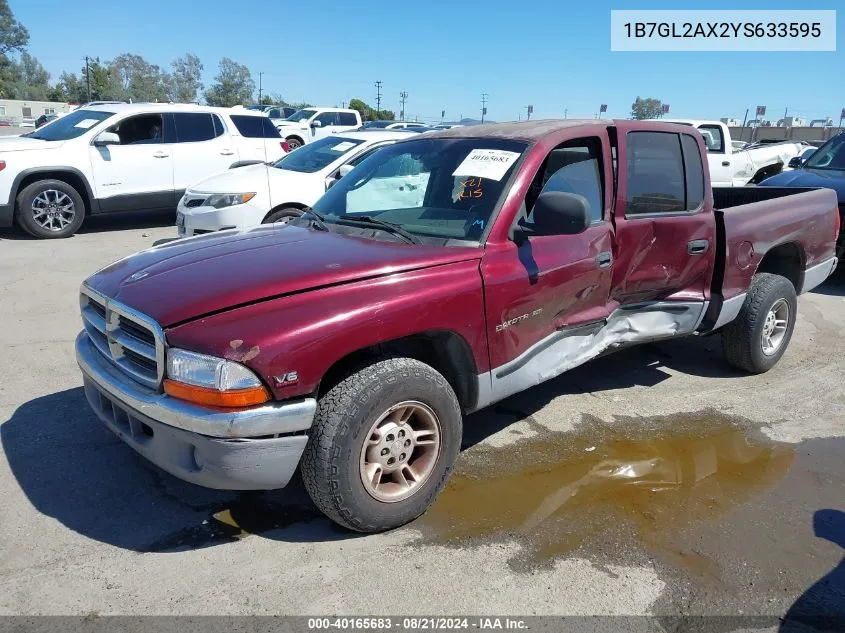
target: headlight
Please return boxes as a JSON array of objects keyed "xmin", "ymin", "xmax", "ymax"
[
  {"xmin": 164, "ymin": 348, "xmax": 270, "ymax": 407},
  {"xmin": 205, "ymin": 193, "xmax": 256, "ymax": 209}
]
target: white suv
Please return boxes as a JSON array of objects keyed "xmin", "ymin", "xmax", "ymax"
[
  {"xmin": 0, "ymin": 103, "xmax": 287, "ymax": 239},
  {"xmin": 273, "ymin": 107, "xmax": 363, "ymax": 150}
]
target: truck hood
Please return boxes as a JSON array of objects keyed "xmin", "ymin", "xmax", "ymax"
[
  {"xmin": 760, "ymin": 168, "xmax": 845, "ymax": 201},
  {"xmin": 85, "ymin": 226, "xmax": 481, "ymax": 327},
  {"xmin": 0, "ymin": 136, "xmax": 64, "ymax": 152}
]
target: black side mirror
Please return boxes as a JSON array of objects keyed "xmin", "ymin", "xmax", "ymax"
[
  {"xmin": 515, "ymin": 191, "xmax": 592, "ymax": 241},
  {"xmin": 788, "ymin": 156, "xmax": 803, "ymax": 169}
]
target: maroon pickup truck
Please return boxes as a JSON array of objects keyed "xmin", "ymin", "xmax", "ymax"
[{"xmin": 75, "ymin": 120, "xmax": 839, "ymax": 532}]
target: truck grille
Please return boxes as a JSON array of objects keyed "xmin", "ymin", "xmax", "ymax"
[{"xmin": 80, "ymin": 285, "xmax": 165, "ymax": 390}]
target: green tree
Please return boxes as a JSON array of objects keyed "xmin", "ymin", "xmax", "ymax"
[
  {"xmin": 258, "ymin": 94, "xmax": 274, "ymax": 106},
  {"xmin": 0, "ymin": 0, "xmax": 28, "ymax": 56},
  {"xmin": 348, "ymin": 97, "xmax": 394, "ymax": 121},
  {"xmin": 169, "ymin": 53, "xmax": 203, "ymax": 103},
  {"xmin": 631, "ymin": 96, "xmax": 664, "ymax": 120},
  {"xmin": 14, "ymin": 51, "xmax": 50, "ymax": 99},
  {"xmin": 85, "ymin": 57, "xmax": 123, "ymax": 101},
  {"xmin": 204, "ymin": 57, "xmax": 254, "ymax": 107},
  {"xmin": 110, "ymin": 53, "xmax": 170, "ymax": 102}
]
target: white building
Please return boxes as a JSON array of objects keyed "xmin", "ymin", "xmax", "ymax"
[{"xmin": 0, "ymin": 99, "xmax": 72, "ymax": 126}]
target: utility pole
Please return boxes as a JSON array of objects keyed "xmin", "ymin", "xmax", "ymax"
[
  {"xmin": 739, "ymin": 108, "xmax": 749, "ymax": 142},
  {"xmin": 399, "ymin": 91, "xmax": 408, "ymax": 121},
  {"xmin": 84, "ymin": 56, "xmax": 91, "ymax": 102},
  {"xmin": 564, "ymin": 108, "xmax": 568, "ymax": 119},
  {"xmin": 258, "ymin": 72, "xmax": 264, "ymax": 103},
  {"xmin": 481, "ymin": 93, "xmax": 488, "ymax": 123},
  {"xmin": 526, "ymin": 105, "xmax": 533, "ymax": 121},
  {"xmin": 374, "ymin": 81, "xmax": 383, "ymax": 116}
]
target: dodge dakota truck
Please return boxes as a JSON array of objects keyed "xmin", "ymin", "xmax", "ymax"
[{"xmin": 75, "ymin": 120, "xmax": 839, "ymax": 532}]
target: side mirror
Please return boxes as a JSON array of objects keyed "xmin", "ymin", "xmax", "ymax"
[
  {"xmin": 515, "ymin": 192, "xmax": 592, "ymax": 241},
  {"xmin": 94, "ymin": 131, "xmax": 120, "ymax": 146},
  {"xmin": 787, "ymin": 156, "xmax": 803, "ymax": 169},
  {"xmin": 311, "ymin": 120, "xmax": 323, "ymax": 128},
  {"xmin": 338, "ymin": 164, "xmax": 354, "ymax": 178}
]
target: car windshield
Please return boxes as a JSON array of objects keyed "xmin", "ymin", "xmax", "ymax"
[
  {"xmin": 362, "ymin": 121, "xmax": 393, "ymax": 129},
  {"xmin": 804, "ymin": 134, "xmax": 845, "ymax": 170},
  {"xmin": 285, "ymin": 109, "xmax": 317, "ymax": 122},
  {"xmin": 273, "ymin": 136, "xmax": 365, "ymax": 173},
  {"xmin": 312, "ymin": 137, "xmax": 527, "ymax": 242},
  {"xmin": 24, "ymin": 109, "xmax": 115, "ymax": 141}
]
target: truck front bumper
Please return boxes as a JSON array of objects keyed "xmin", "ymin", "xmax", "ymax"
[{"xmin": 76, "ymin": 332, "xmax": 316, "ymax": 490}]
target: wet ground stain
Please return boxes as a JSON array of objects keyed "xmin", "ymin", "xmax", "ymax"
[{"xmin": 417, "ymin": 410, "xmax": 797, "ymax": 574}]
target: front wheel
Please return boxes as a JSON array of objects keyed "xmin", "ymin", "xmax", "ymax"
[
  {"xmin": 16, "ymin": 179, "xmax": 86, "ymax": 238},
  {"xmin": 722, "ymin": 273, "xmax": 797, "ymax": 374},
  {"xmin": 301, "ymin": 357, "xmax": 462, "ymax": 532},
  {"xmin": 285, "ymin": 137, "xmax": 303, "ymax": 150},
  {"xmin": 263, "ymin": 207, "xmax": 303, "ymax": 225}
]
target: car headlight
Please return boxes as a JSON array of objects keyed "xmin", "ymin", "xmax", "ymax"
[
  {"xmin": 205, "ymin": 193, "xmax": 257, "ymax": 209},
  {"xmin": 164, "ymin": 348, "xmax": 270, "ymax": 407}
]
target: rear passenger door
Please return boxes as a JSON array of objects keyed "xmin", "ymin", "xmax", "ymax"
[
  {"xmin": 611, "ymin": 123, "xmax": 715, "ymax": 305},
  {"xmin": 170, "ymin": 112, "xmax": 234, "ymax": 192},
  {"xmin": 228, "ymin": 114, "xmax": 285, "ymax": 162}
]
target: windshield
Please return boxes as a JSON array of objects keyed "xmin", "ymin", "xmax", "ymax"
[
  {"xmin": 273, "ymin": 136, "xmax": 365, "ymax": 173},
  {"xmin": 285, "ymin": 109, "xmax": 317, "ymax": 122},
  {"xmin": 312, "ymin": 137, "xmax": 527, "ymax": 242},
  {"xmin": 805, "ymin": 134, "xmax": 845, "ymax": 170},
  {"xmin": 25, "ymin": 109, "xmax": 115, "ymax": 141}
]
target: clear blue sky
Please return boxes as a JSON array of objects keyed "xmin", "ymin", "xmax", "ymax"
[{"xmin": 11, "ymin": 0, "xmax": 844, "ymax": 123}]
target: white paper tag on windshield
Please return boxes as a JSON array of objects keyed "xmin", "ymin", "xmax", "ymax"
[
  {"xmin": 330, "ymin": 141, "xmax": 356, "ymax": 152},
  {"xmin": 452, "ymin": 149, "xmax": 520, "ymax": 181},
  {"xmin": 73, "ymin": 118, "xmax": 100, "ymax": 129}
]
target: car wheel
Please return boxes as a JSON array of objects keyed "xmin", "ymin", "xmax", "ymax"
[
  {"xmin": 301, "ymin": 357, "xmax": 463, "ymax": 532},
  {"xmin": 722, "ymin": 273, "xmax": 797, "ymax": 374},
  {"xmin": 263, "ymin": 207, "xmax": 303, "ymax": 225},
  {"xmin": 16, "ymin": 179, "xmax": 86, "ymax": 239},
  {"xmin": 285, "ymin": 137, "xmax": 303, "ymax": 150}
]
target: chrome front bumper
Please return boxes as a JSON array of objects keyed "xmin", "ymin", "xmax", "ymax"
[{"xmin": 76, "ymin": 331, "xmax": 317, "ymax": 490}]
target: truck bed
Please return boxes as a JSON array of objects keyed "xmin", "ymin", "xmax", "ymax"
[{"xmin": 710, "ymin": 186, "xmax": 839, "ymax": 301}]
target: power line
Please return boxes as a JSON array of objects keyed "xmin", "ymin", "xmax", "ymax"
[
  {"xmin": 481, "ymin": 93, "xmax": 488, "ymax": 123},
  {"xmin": 375, "ymin": 80, "xmax": 383, "ymax": 115},
  {"xmin": 399, "ymin": 91, "xmax": 408, "ymax": 121}
]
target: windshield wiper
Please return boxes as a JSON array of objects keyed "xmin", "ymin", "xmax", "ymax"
[
  {"xmin": 301, "ymin": 207, "xmax": 330, "ymax": 232},
  {"xmin": 335, "ymin": 215, "xmax": 421, "ymax": 244}
]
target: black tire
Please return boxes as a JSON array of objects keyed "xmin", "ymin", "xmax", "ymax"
[
  {"xmin": 301, "ymin": 357, "xmax": 463, "ymax": 532},
  {"xmin": 16, "ymin": 179, "xmax": 86, "ymax": 239},
  {"xmin": 721, "ymin": 273, "xmax": 797, "ymax": 374},
  {"xmin": 285, "ymin": 136, "xmax": 303, "ymax": 150},
  {"xmin": 263, "ymin": 207, "xmax": 303, "ymax": 225}
]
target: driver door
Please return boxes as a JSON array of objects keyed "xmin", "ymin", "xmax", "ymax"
[
  {"xmin": 480, "ymin": 132, "xmax": 616, "ymax": 390},
  {"xmin": 311, "ymin": 112, "xmax": 338, "ymax": 141}
]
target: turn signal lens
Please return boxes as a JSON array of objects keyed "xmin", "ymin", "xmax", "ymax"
[
  {"xmin": 281, "ymin": 141, "xmax": 290, "ymax": 153},
  {"xmin": 164, "ymin": 379, "xmax": 270, "ymax": 407}
]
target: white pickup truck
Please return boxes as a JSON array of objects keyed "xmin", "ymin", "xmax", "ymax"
[
  {"xmin": 660, "ymin": 119, "xmax": 807, "ymax": 187},
  {"xmin": 274, "ymin": 107, "xmax": 363, "ymax": 150}
]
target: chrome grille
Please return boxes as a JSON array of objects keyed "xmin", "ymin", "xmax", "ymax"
[{"xmin": 80, "ymin": 285, "xmax": 165, "ymax": 390}]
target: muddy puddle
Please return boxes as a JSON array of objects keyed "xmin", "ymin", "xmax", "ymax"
[{"xmin": 417, "ymin": 410, "xmax": 796, "ymax": 572}]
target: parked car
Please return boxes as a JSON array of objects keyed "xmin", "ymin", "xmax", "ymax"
[
  {"xmin": 359, "ymin": 120, "xmax": 429, "ymax": 130},
  {"xmin": 176, "ymin": 130, "xmax": 416, "ymax": 236},
  {"xmin": 273, "ymin": 107, "xmax": 363, "ymax": 150},
  {"xmin": 74, "ymin": 120, "xmax": 838, "ymax": 533},
  {"xmin": 760, "ymin": 132, "xmax": 845, "ymax": 257},
  {"xmin": 0, "ymin": 103, "xmax": 287, "ymax": 238},
  {"xmin": 659, "ymin": 119, "xmax": 806, "ymax": 186}
]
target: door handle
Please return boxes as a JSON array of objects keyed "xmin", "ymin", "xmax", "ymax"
[
  {"xmin": 595, "ymin": 252, "xmax": 613, "ymax": 268},
  {"xmin": 688, "ymin": 239, "xmax": 709, "ymax": 255},
  {"xmin": 152, "ymin": 151, "xmax": 169, "ymax": 158},
  {"xmin": 722, "ymin": 161, "xmax": 730, "ymax": 167},
  {"xmin": 220, "ymin": 149, "xmax": 235, "ymax": 156}
]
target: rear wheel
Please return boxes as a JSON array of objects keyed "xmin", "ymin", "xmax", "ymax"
[
  {"xmin": 285, "ymin": 137, "xmax": 303, "ymax": 150},
  {"xmin": 722, "ymin": 273, "xmax": 797, "ymax": 374},
  {"xmin": 16, "ymin": 179, "xmax": 86, "ymax": 239},
  {"xmin": 263, "ymin": 207, "xmax": 303, "ymax": 225},
  {"xmin": 301, "ymin": 357, "xmax": 462, "ymax": 532}
]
